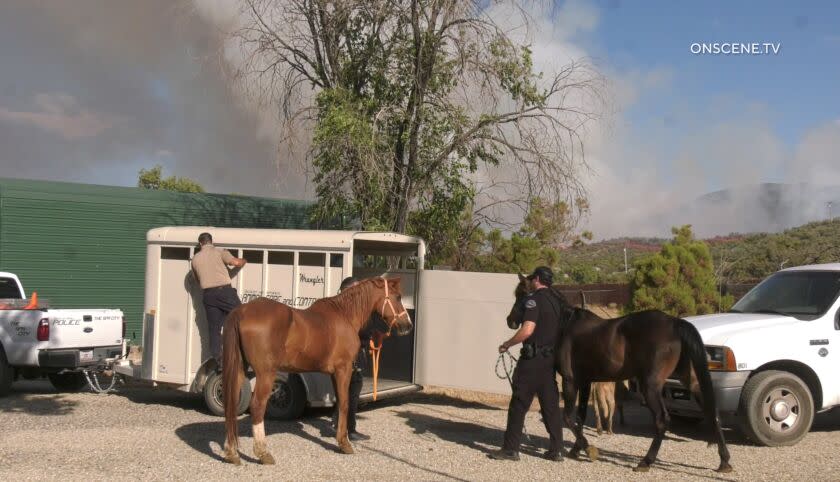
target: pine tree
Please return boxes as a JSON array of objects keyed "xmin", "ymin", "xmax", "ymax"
[{"xmin": 629, "ymin": 225, "xmax": 733, "ymax": 316}]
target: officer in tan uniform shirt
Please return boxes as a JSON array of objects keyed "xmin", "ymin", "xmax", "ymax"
[{"xmin": 190, "ymin": 232, "xmax": 246, "ymax": 371}]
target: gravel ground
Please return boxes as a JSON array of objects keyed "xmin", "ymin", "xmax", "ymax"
[{"xmin": 1, "ymin": 379, "xmax": 838, "ymax": 481}]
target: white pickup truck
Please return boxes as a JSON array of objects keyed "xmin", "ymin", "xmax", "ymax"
[
  {"xmin": 664, "ymin": 263, "xmax": 840, "ymax": 447},
  {"xmin": 0, "ymin": 272, "xmax": 126, "ymax": 395}
]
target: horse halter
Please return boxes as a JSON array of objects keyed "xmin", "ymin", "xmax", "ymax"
[{"xmin": 380, "ymin": 276, "xmax": 409, "ymax": 332}]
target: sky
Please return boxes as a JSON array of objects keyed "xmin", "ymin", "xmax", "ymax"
[{"xmin": 0, "ymin": 0, "xmax": 838, "ymax": 238}]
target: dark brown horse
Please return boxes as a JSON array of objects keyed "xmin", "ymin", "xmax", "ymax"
[
  {"xmin": 222, "ymin": 276, "xmax": 412, "ymax": 465},
  {"xmin": 506, "ymin": 275, "xmax": 732, "ymax": 473}
]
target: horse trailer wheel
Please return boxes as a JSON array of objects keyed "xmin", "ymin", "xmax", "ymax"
[
  {"xmin": 48, "ymin": 372, "xmax": 88, "ymax": 392},
  {"xmin": 738, "ymin": 370, "xmax": 814, "ymax": 447},
  {"xmin": 203, "ymin": 372, "xmax": 252, "ymax": 417},
  {"xmin": 265, "ymin": 375, "xmax": 306, "ymax": 420},
  {"xmin": 0, "ymin": 348, "xmax": 12, "ymax": 396}
]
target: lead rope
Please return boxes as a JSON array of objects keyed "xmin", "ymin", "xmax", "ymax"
[
  {"xmin": 369, "ymin": 276, "xmax": 402, "ymax": 401},
  {"xmin": 369, "ymin": 337, "xmax": 383, "ymax": 401},
  {"xmin": 495, "ymin": 351, "xmax": 534, "ymax": 446}
]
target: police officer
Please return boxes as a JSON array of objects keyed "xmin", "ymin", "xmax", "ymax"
[
  {"xmin": 190, "ymin": 232, "xmax": 246, "ymax": 372},
  {"xmin": 490, "ymin": 266, "xmax": 567, "ymax": 462},
  {"xmin": 330, "ymin": 276, "xmax": 378, "ymax": 441}
]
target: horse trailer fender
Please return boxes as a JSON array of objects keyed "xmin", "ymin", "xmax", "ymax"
[{"xmin": 297, "ymin": 372, "xmax": 336, "ymax": 407}]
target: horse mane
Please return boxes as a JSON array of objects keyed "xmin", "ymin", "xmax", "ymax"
[
  {"xmin": 568, "ymin": 306, "xmax": 606, "ymax": 324},
  {"xmin": 315, "ymin": 277, "xmax": 381, "ymax": 330}
]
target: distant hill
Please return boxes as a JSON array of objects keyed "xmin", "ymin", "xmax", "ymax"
[{"xmin": 559, "ymin": 219, "xmax": 840, "ymax": 284}]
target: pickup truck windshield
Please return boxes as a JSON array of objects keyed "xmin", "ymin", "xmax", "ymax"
[
  {"xmin": 731, "ymin": 271, "xmax": 840, "ymax": 319},
  {"xmin": 0, "ymin": 277, "xmax": 22, "ymax": 299}
]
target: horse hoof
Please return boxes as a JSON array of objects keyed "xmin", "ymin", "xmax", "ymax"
[
  {"xmin": 586, "ymin": 446, "xmax": 599, "ymax": 461},
  {"xmin": 716, "ymin": 463, "xmax": 734, "ymax": 474},
  {"xmin": 225, "ymin": 455, "xmax": 242, "ymax": 466},
  {"xmin": 259, "ymin": 452, "xmax": 276, "ymax": 465},
  {"xmin": 569, "ymin": 448, "xmax": 581, "ymax": 460},
  {"xmin": 339, "ymin": 443, "xmax": 355, "ymax": 455},
  {"xmin": 633, "ymin": 463, "xmax": 650, "ymax": 473}
]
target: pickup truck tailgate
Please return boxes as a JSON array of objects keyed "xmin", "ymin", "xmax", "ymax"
[{"xmin": 48, "ymin": 309, "xmax": 124, "ymax": 349}]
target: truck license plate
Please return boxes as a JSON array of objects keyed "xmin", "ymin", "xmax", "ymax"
[{"xmin": 80, "ymin": 350, "xmax": 94, "ymax": 362}]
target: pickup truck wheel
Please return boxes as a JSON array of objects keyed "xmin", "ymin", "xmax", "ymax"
[
  {"xmin": 0, "ymin": 348, "xmax": 12, "ymax": 396},
  {"xmin": 265, "ymin": 375, "xmax": 306, "ymax": 420},
  {"xmin": 203, "ymin": 372, "xmax": 251, "ymax": 417},
  {"xmin": 739, "ymin": 370, "xmax": 814, "ymax": 447},
  {"xmin": 48, "ymin": 372, "xmax": 88, "ymax": 392}
]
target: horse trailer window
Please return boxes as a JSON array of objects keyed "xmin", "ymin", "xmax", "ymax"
[
  {"xmin": 299, "ymin": 252, "xmax": 326, "ymax": 267},
  {"xmin": 330, "ymin": 253, "xmax": 344, "ymax": 268},
  {"xmin": 267, "ymin": 251, "xmax": 294, "ymax": 265},
  {"xmin": 243, "ymin": 250, "xmax": 265, "ymax": 264},
  {"xmin": 0, "ymin": 278, "xmax": 22, "ymax": 299},
  {"xmin": 161, "ymin": 247, "xmax": 191, "ymax": 260},
  {"xmin": 299, "ymin": 252, "xmax": 327, "ymax": 305},
  {"xmin": 355, "ymin": 254, "xmax": 387, "ymax": 269}
]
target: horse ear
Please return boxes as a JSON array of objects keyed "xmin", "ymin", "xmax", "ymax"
[{"xmin": 518, "ymin": 273, "xmax": 527, "ymax": 282}]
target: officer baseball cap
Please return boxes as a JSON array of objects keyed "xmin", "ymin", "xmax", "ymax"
[
  {"xmin": 527, "ymin": 266, "xmax": 554, "ymax": 285},
  {"xmin": 339, "ymin": 276, "xmax": 359, "ymax": 291}
]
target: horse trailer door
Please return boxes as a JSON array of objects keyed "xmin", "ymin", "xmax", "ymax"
[
  {"xmin": 415, "ymin": 270, "xmax": 520, "ymax": 395},
  {"xmin": 151, "ymin": 246, "xmax": 195, "ymax": 384}
]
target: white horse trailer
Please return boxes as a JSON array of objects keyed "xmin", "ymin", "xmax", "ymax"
[{"xmin": 114, "ymin": 227, "xmax": 426, "ymax": 418}]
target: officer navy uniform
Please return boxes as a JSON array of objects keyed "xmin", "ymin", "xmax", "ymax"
[
  {"xmin": 331, "ymin": 276, "xmax": 390, "ymax": 442},
  {"xmin": 492, "ymin": 266, "xmax": 569, "ymax": 461}
]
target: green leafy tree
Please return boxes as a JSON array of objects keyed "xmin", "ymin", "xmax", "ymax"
[
  {"xmin": 629, "ymin": 225, "xmax": 733, "ymax": 316},
  {"xmin": 568, "ymin": 264, "xmax": 599, "ymax": 284},
  {"xmin": 521, "ymin": 197, "xmax": 592, "ymax": 249},
  {"xmin": 138, "ymin": 165, "xmax": 204, "ymax": 193},
  {"xmin": 477, "ymin": 229, "xmax": 560, "ymax": 275},
  {"xmin": 233, "ymin": 0, "xmax": 604, "ymax": 241}
]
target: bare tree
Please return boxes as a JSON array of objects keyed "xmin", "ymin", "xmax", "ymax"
[{"xmin": 229, "ymin": 0, "xmax": 607, "ymax": 237}]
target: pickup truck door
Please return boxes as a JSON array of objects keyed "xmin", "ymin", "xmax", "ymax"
[
  {"xmin": 806, "ymin": 298, "xmax": 840, "ymax": 409},
  {"xmin": 824, "ymin": 303, "xmax": 840, "ymax": 407}
]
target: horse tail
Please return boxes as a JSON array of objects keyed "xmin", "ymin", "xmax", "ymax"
[
  {"xmin": 675, "ymin": 318, "xmax": 720, "ymax": 444},
  {"xmin": 223, "ymin": 306, "xmax": 245, "ymax": 455}
]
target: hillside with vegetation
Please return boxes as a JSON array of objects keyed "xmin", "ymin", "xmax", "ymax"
[{"xmin": 555, "ymin": 220, "xmax": 840, "ymax": 284}]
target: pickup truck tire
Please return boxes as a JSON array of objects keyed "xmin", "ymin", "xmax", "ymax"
[
  {"xmin": 203, "ymin": 372, "xmax": 252, "ymax": 417},
  {"xmin": 739, "ymin": 370, "xmax": 814, "ymax": 447},
  {"xmin": 48, "ymin": 372, "xmax": 88, "ymax": 392},
  {"xmin": 265, "ymin": 375, "xmax": 306, "ymax": 420},
  {"xmin": 0, "ymin": 347, "xmax": 12, "ymax": 396}
]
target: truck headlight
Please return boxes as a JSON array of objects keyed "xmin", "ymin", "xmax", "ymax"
[{"xmin": 705, "ymin": 345, "xmax": 737, "ymax": 371}]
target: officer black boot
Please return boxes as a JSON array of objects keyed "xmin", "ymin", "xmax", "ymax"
[
  {"xmin": 488, "ymin": 449, "xmax": 520, "ymax": 461},
  {"xmin": 543, "ymin": 449, "xmax": 564, "ymax": 462}
]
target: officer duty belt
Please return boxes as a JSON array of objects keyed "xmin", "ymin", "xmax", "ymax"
[{"xmin": 520, "ymin": 343, "xmax": 554, "ymax": 360}]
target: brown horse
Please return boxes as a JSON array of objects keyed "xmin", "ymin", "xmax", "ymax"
[
  {"xmin": 222, "ymin": 276, "xmax": 412, "ymax": 465},
  {"xmin": 506, "ymin": 275, "xmax": 732, "ymax": 473}
]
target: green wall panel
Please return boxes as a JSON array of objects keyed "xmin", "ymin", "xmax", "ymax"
[{"xmin": 0, "ymin": 177, "xmax": 317, "ymax": 343}]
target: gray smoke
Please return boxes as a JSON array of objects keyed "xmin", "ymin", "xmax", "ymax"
[
  {"xmin": 0, "ymin": 0, "xmax": 310, "ymax": 199},
  {"xmin": 2, "ymin": 0, "xmax": 836, "ymax": 240}
]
